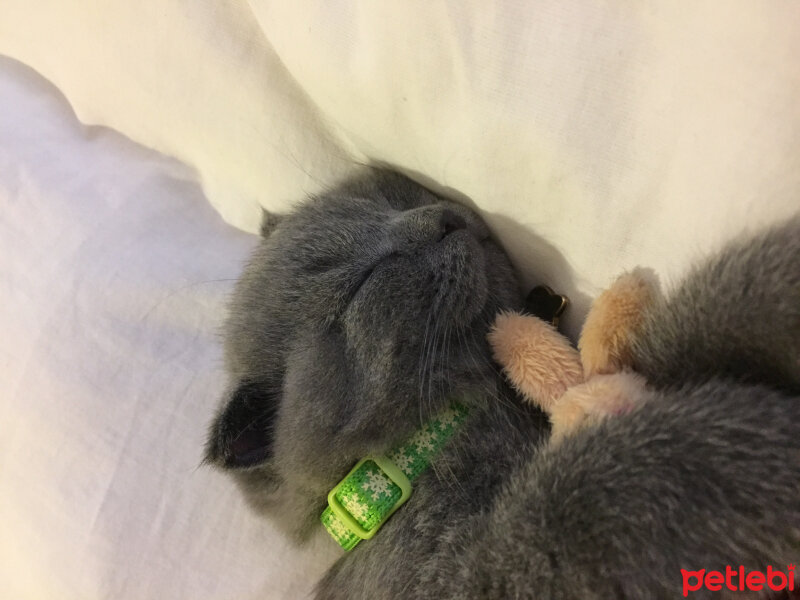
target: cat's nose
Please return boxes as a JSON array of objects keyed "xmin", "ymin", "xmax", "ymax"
[
  {"xmin": 438, "ymin": 210, "xmax": 467, "ymax": 241},
  {"xmin": 389, "ymin": 202, "xmax": 488, "ymax": 248}
]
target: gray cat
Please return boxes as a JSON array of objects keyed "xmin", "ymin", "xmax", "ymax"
[{"xmin": 205, "ymin": 170, "xmax": 800, "ymax": 599}]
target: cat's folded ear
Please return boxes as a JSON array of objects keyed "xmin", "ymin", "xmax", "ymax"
[
  {"xmin": 204, "ymin": 380, "xmax": 279, "ymax": 469},
  {"xmin": 260, "ymin": 209, "xmax": 282, "ymax": 238}
]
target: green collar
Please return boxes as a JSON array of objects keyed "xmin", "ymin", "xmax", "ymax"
[{"xmin": 320, "ymin": 404, "xmax": 469, "ymax": 550}]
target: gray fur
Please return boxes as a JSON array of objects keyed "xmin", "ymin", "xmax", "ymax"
[
  {"xmin": 632, "ymin": 218, "xmax": 800, "ymax": 392},
  {"xmin": 206, "ymin": 170, "xmax": 800, "ymax": 599}
]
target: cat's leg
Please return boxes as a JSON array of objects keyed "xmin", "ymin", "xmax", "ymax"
[
  {"xmin": 632, "ymin": 216, "xmax": 800, "ymax": 391},
  {"xmin": 453, "ymin": 380, "xmax": 800, "ymax": 599}
]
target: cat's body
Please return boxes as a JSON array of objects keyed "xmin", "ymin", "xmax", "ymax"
[{"xmin": 206, "ymin": 170, "xmax": 799, "ymax": 599}]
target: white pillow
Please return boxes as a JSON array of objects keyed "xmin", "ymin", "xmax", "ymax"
[{"xmin": 1, "ymin": 2, "xmax": 798, "ymax": 336}]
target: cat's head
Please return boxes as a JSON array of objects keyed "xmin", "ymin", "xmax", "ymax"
[{"xmin": 204, "ymin": 170, "xmax": 520, "ymax": 536}]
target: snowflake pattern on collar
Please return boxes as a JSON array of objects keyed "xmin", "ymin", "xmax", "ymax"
[{"xmin": 321, "ymin": 404, "xmax": 469, "ymax": 550}]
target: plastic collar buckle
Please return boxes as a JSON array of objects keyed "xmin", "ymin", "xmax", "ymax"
[{"xmin": 327, "ymin": 455, "xmax": 412, "ymax": 540}]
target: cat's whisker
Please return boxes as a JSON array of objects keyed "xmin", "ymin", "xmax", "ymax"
[
  {"xmin": 417, "ymin": 301, "xmax": 436, "ymax": 427},
  {"xmin": 426, "ymin": 306, "xmax": 443, "ymax": 423}
]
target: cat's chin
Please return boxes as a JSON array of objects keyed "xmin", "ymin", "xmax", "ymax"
[{"xmin": 434, "ymin": 231, "xmax": 491, "ymax": 323}]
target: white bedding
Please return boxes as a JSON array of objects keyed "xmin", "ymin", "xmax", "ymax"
[
  {"xmin": 2, "ymin": 1, "xmax": 799, "ymax": 335},
  {"xmin": 1, "ymin": 2, "xmax": 799, "ymax": 598},
  {"xmin": 0, "ymin": 59, "xmax": 337, "ymax": 599}
]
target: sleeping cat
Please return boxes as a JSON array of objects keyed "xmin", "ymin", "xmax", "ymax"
[{"xmin": 205, "ymin": 169, "xmax": 800, "ymax": 599}]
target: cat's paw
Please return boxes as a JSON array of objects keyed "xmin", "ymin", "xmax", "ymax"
[
  {"xmin": 549, "ymin": 371, "xmax": 647, "ymax": 443},
  {"xmin": 578, "ymin": 269, "xmax": 660, "ymax": 378},
  {"xmin": 488, "ymin": 311, "xmax": 582, "ymax": 412}
]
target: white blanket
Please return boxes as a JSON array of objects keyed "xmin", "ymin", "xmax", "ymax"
[
  {"xmin": 0, "ymin": 58, "xmax": 337, "ymax": 599},
  {"xmin": 1, "ymin": 2, "xmax": 799, "ymax": 598}
]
